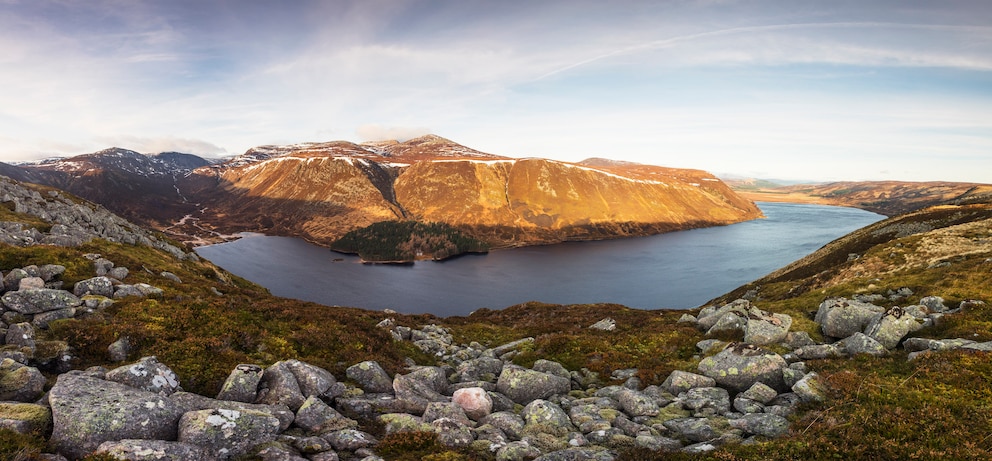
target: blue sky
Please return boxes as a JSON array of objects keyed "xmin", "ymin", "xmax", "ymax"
[{"xmin": 1, "ymin": 0, "xmax": 991, "ymax": 182}]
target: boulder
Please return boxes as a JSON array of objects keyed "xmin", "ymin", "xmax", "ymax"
[
  {"xmin": 660, "ymin": 370, "xmax": 716, "ymax": 395},
  {"xmin": 73, "ymin": 276, "xmax": 115, "ymax": 298},
  {"xmin": 728, "ymin": 413, "xmax": 790, "ymax": 438},
  {"xmin": 837, "ymin": 332, "xmax": 887, "ymax": 356},
  {"xmin": 792, "ymin": 373, "xmax": 827, "ymax": 403},
  {"xmin": 217, "ymin": 364, "xmax": 264, "ymax": 402},
  {"xmin": 294, "ymin": 395, "xmax": 358, "ymax": 433},
  {"xmin": 919, "ymin": 296, "xmax": 948, "ymax": 313},
  {"xmin": 17, "ymin": 277, "xmax": 45, "ymax": 290},
  {"xmin": 452, "ymin": 387, "xmax": 493, "ymax": 420},
  {"xmin": 697, "ymin": 343, "xmax": 788, "ymax": 392},
  {"xmin": 815, "ymin": 298, "xmax": 884, "ymax": 339},
  {"xmin": 285, "ymin": 359, "xmax": 341, "ymax": 399},
  {"xmin": 663, "ymin": 417, "xmax": 721, "ymax": 443},
  {"xmin": 432, "ymin": 417, "xmax": 475, "ymax": 447},
  {"xmin": 105, "ymin": 356, "xmax": 182, "ymax": 396},
  {"xmin": 170, "ymin": 391, "xmax": 294, "ymax": 432},
  {"xmin": 256, "ymin": 361, "xmax": 306, "ymax": 410},
  {"xmin": 0, "ymin": 359, "xmax": 45, "ymax": 402},
  {"xmin": 2, "ymin": 269, "xmax": 29, "ymax": 291},
  {"xmin": 48, "ymin": 372, "xmax": 186, "ymax": 460},
  {"xmin": 322, "ymin": 429, "xmax": 379, "ymax": 451},
  {"xmin": 379, "ymin": 413, "xmax": 433, "ymax": 435},
  {"xmin": 346, "ymin": 360, "xmax": 393, "ymax": 393},
  {"xmin": 616, "ymin": 388, "xmax": 659, "ymax": 417},
  {"xmin": 456, "ymin": 357, "xmax": 504, "ymax": 382},
  {"xmin": 683, "ymin": 387, "xmax": 731, "ymax": 415},
  {"xmin": 496, "ymin": 366, "xmax": 571, "ymax": 404},
  {"xmin": 108, "ymin": 337, "xmax": 132, "ymax": 363},
  {"xmin": 864, "ymin": 307, "xmax": 923, "ymax": 349},
  {"xmin": 95, "ymin": 439, "xmax": 209, "ymax": 461},
  {"xmin": 743, "ymin": 309, "xmax": 793, "ymax": 346},
  {"xmin": 2, "ymin": 288, "xmax": 81, "ymax": 314},
  {"xmin": 178, "ymin": 408, "xmax": 282, "ymax": 460},
  {"xmin": 522, "ymin": 399, "xmax": 574, "ymax": 435},
  {"xmin": 5, "ymin": 322, "xmax": 36, "ymax": 350},
  {"xmin": 481, "ymin": 411, "xmax": 526, "ymax": 440},
  {"xmin": 32, "ymin": 307, "xmax": 76, "ymax": 329},
  {"xmin": 393, "ymin": 366, "xmax": 450, "ymax": 413}
]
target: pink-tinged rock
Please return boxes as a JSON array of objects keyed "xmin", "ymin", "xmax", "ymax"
[{"xmin": 452, "ymin": 387, "xmax": 492, "ymax": 420}]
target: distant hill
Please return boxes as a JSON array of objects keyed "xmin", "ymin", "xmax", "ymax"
[{"xmin": 733, "ymin": 180, "xmax": 992, "ymax": 216}]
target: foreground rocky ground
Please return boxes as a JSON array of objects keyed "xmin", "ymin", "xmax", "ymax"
[{"xmin": 0, "ymin": 175, "xmax": 991, "ymax": 460}]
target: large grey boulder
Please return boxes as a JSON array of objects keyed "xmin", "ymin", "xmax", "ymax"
[
  {"xmin": 105, "ymin": 356, "xmax": 182, "ymax": 396},
  {"xmin": 697, "ymin": 343, "xmax": 788, "ymax": 392},
  {"xmin": 73, "ymin": 276, "xmax": 115, "ymax": 298},
  {"xmin": 171, "ymin": 391, "xmax": 294, "ymax": 432},
  {"xmin": 456, "ymin": 356, "xmax": 505, "ymax": 382},
  {"xmin": 178, "ymin": 408, "xmax": 282, "ymax": 460},
  {"xmin": 322, "ymin": 429, "xmax": 379, "ymax": 451},
  {"xmin": 295, "ymin": 395, "xmax": 358, "ymax": 433},
  {"xmin": 661, "ymin": 370, "xmax": 716, "ymax": 395},
  {"xmin": 815, "ymin": 298, "xmax": 884, "ymax": 339},
  {"xmin": 743, "ymin": 309, "xmax": 793, "ymax": 346},
  {"xmin": 864, "ymin": 307, "xmax": 923, "ymax": 349},
  {"xmin": 5, "ymin": 322, "xmax": 36, "ymax": 350},
  {"xmin": 1, "ymin": 288, "xmax": 81, "ymax": 314},
  {"xmin": 663, "ymin": 417, "xmax": 721, "ymax": 443},
  {"xmin": 522, "ymin": 399, "xmax": 574, "ymax": 436},
  {"xmin": 0, "ymin": 358, "xmax": 45, "ymax": 402},
  {"xmin": 683, "ymin": 387, "xmax": 731, "ymax": 415},
  {"xmin": 836, "ymin": 332, "xmax": 887, "ymax": 356},
  {"xmin": 256, "ymin": 361, "xmax": 306, "ymax": 410},
  {"xmin": 728, "ymin": 413, "xmax": 790, "ymax": 438},
  {"xmin": 48, "ymin": 372, "xmax": 185, "ymax": 460},
  {"xmin": 393, "ymin": 366, "xmax": 450, "ymax": 413},
  {"xmin": 496, "ymin": 366, "xmax": 571, "ymax": 405},
  {"xmin": 616, "ymin": 388, "xmax": 660, "ymax": 417},
  {"xmin": 95, "ymin": 439, "xmax": 210, "ymax": 461},
  {"xmin": 346, "ymin": 360, "xmax": 393, "ymax": 393},
  {"xmin": 216, "ymin": 364, "xmax": 264, "ymax": 403},
  {"xmin": 696, "ymin": 300, "xmax": 751, "ymax": 331},
  {"xmin": 285, "ymin": 359, "xmax": 341, "ymax": 400}
]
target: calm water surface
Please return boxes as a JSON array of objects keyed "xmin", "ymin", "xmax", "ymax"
[{"xmin": 196, "ymin": 202, "xmax": 884, "ymax": 316}]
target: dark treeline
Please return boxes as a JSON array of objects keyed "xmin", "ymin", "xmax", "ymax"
[{"xmin": 331, "ymin": 221, "xmax": 489, "ymax": 261}]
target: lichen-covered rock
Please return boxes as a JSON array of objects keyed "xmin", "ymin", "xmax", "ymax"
[
  {"xmin": 73, "ymin": 276, "xmax": 115, "ymax": 298},
  {"xmin": 379, "ymin": 413, "xmax": 433, "ymax": 434},
  {"xmin": 346, "ymin": 360, "xmax": 393, "ymax": 393},
  {"xmin": 815, "ymin": 298, "xmax": 884, "ymax": 339},
  {"xmin": 113, "ymin": 283, "xmax": 164, "ymax": 299},
  {"xmin": 256, "ymin": 361, "xmax": 306, "ymax": 411},
  {"xmin": 534, "ymin": 447, "xmax": 617, "ymax": 460},
  {"xmin": 683, "ymin": 387, "xmax": 731, "ymax": 415},
  {"xmin": 0, "ymin": 402, "xmax": 50, "ymax": 434},
  {"xmin": 481, "ymin": 411, "xmax": 526, "ymax": 440},
  {"xmin": 5, "ymin": 322, "xmax": 36, "ymax": 350},
  {"xmin": 95, "ymin": 439, "xmax": 209, "ymax": 461},
  {"xmin": 432, "ymin": 417, "xmax": 475, "ymax": 447},
  {"xmin": 295, "ymin": 395, "xmax": 358, "ymax": 433},
  {"xmin": 216, "ymin": 364, "xmax": 263, "ymax": 402},
  {"xmin": 322, "ymin": 429, "xmax": 378, "ymax": 451},
  {"xmin": 285, "ymin": 359, "xmax": 341, "ymax": 400},
  {"xmin": 663, "ymin": 417, "xmax": 721, "ymax": 443},
  {"xmin": 864, "ymin": 307, "xmax": 923, "ymax": 349},
  {"xmin": 0, "ymin": 359, "xmax": 45, "ymax": 402},
  {"xmin": 456, "ymin": 356, "xmax": 504, "ymax": 382},
  {"xmin": 837, "ymin": 332, "xmax": 888, "ymax": 356},
  {"xmin": 48, "ymin": 372, "xmax": 185, "ymax": 460},
  {"xmin": 616, "ymin": 388, "xmax": 659, "ymax": 417},
  {"xmin": 919, "ymin": 296, "xmax": 948, "ymax": 313},
  {"xmin": 739, "ymin": 382, "xmax": 779, "ymax": 405},
  {"xmin": 728, "ymin": 413, "xmax": 790, "ymax": 438},
  {"xmin": 393, "ymin": 367, "xmax": 450, "ymax": 414},
  {"xmin": 660, "ymin": 370, "xmax": 716, "ymax": 395},
  {"xmin": 105, "ymin": 356, "xmax": 182, "ymax": 396},
  {"xmin": 792, "ymin": 372, "xmax": 827, "ymax": 403},
  {"xmin": 497, "ymin": 440, "xmax": 543, "ymax": 461},
  {"xmin": 32, "ymin": 307, "xmax": 76, "ymax": 329},
  {"xmin": 170, "ymin": 391, "xmax": 294, "ymax": 432},
  {"xmin": 452, "ymin": 387, "xmax": 493, "ymax": 421},
  {"xmin": 178, "ymin": 408, "xmax": 281, "ymax": 460},
  {"xmin": 497, "ymin": 366, "xmax": 571, "ymax": 404},
  {"xmin": 743, "ymin": 309, "xmax": 792, "ymax": 346},
  {"xmin": 697, "ymin": 343, "xmax": 788, "ymax": 392},
  {"xmin": 522, "ymin": 399, "xmax": 574, "ymax": 435},
  {"xmin": 1, "ymin": 288, "xmax": 81, "ymax": 314}
]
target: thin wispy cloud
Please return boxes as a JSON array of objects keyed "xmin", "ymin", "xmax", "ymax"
[{"xmin": 0, "ymin": 0, "xmax": 989, "ymax": 182}]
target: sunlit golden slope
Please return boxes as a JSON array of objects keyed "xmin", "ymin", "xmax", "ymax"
[{"xmin": 182, "ymin": 135, "xmax": 762, "ymax": 246}]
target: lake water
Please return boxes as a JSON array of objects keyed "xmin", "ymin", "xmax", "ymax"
[{"xmin": 196, "ymin": 202, "xmax": 884, "ymax": 317}]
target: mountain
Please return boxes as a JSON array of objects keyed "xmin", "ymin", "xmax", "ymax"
[
  {"xmin": 734, "ymin": 180, "xmax": 992, "ymax": 216},
  {"xmin": 178, "ymin": 135, "xmax": 762, "ymax": 247},
  {"xmin": 2, "ymin": 136, "xmax": 761, "ymax": 248},
  {"xmin": 13, "ymin": 148, "xmax": 211, "ymax": 228}
]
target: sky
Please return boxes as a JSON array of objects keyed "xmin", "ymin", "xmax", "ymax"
[{"xmin": 1, "ymin": 0, "xmax": 991, "ymax": 183}]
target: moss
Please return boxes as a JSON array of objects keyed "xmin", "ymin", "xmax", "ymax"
[{"xmin": 0, "ymin": 428, "xmax": 46, "ymax": 461}]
